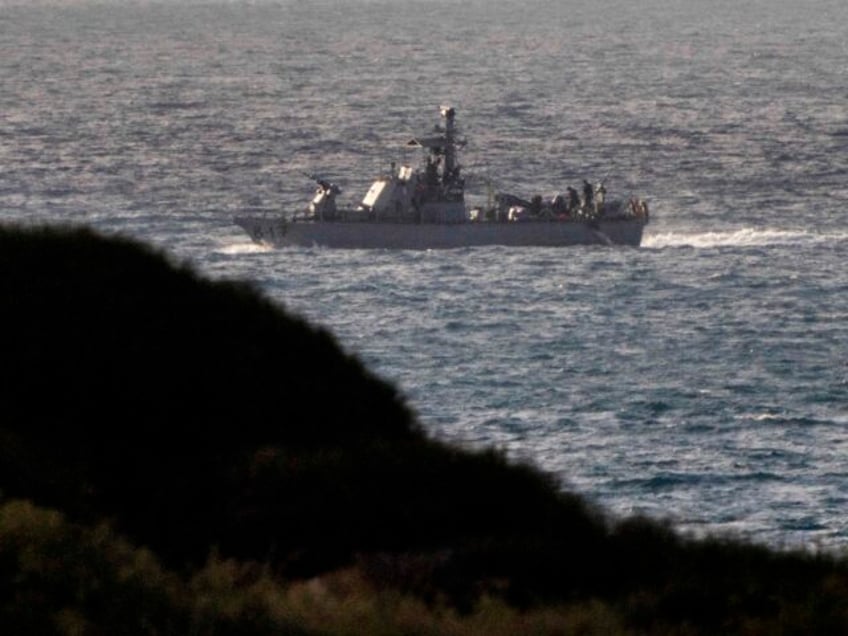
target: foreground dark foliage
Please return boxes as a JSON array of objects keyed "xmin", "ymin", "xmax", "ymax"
[{"xmin": 2, "ymin": 225, "xmax": 847, "ymax": 634}]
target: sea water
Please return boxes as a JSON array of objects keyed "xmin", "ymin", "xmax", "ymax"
[{"xmin": 2, "ymin": 0, "xmax": 847, "ymax": 551}]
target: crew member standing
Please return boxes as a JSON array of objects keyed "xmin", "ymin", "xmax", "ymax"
[{"xmin": 582, "ymin": 179, "xmax": 593, "ymax": 209}]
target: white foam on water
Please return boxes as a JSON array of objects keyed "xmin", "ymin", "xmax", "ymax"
[
  {"xmin": 217, "ymin": 240, "xmax": 273, "ymax": 255},
  {"xmin": 643, "ymin": 227, "xmax": 847, "ymax": 249}
]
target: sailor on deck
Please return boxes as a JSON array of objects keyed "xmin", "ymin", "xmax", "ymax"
[
  {"xmin": 582, "ymin": 179, "xmax": 594, "ymax": 209},
  {"xmin": 566, "ymin": 186, "xmax": 579, "ymax": 213},
  {"xmin": 595, "ymin": 182, "xmax": 606, "ymax": 215}
]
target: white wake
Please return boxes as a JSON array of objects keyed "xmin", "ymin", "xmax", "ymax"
[{"xmin": 643, "ymin": 227, "xmax": 848, "ymax": 249}]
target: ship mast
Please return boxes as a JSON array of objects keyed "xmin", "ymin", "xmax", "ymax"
[
  {"xmin": 408, "ymin": 106, "xmax": 463, "ymax": 188},
  {"xmin": 440, "ymin": 105, "xmax": 459, "ymax": 185}
]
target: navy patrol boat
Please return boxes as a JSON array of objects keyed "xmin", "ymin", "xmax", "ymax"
[{"xmin": 234, "ymin": 106, "xmax": 649, "ymax": 249}]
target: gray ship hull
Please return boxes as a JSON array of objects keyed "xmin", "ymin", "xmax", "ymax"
[{"xmin": 233, "ymin": 216, "xmax": 647, "ymax": 249}]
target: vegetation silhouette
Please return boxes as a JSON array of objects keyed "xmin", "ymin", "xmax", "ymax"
[{"xmin": 1, "ymin": 225, "xmax": 847, "ymax": 634}]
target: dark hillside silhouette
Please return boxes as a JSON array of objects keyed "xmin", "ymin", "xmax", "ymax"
[
  {"xmin": 0, "ymin": 225, "xmax": 604, "ymax": 582},
  {"xmin": 1, "ymin": 225, "xmax": 847, "ymax": 634},
  {"xmin": 0, "ymin": 225, "xmax": 415, "ymax": 446}
]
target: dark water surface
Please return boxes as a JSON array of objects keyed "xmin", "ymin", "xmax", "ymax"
[{"xmin": 2, "ymin": 0, "xmax": 847, "ymax": 551}]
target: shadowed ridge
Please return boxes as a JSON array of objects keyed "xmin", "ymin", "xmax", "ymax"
[
  {"xmin": 0, "ymin": 224, "xmax": 606, "ymax": 579},
  {"xmin": 2, "ymin": 224, "xmax": 848, "ymax": 635},
  {"xmin": 0, "ymin": 224, "xmax": 418, "ymax": 448},
  {"xmin": 0, "ymin": 223, "xmax": 424, "ymax": 566}
]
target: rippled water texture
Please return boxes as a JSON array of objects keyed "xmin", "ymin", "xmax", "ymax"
[{"xmin": 2, "ymin": 0, "xmax": 847, "ymax": 550}]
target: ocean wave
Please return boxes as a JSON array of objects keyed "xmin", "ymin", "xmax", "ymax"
[{"xmin": 643, "ymin": 227, "xmax": 848, "ymax": 249}]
